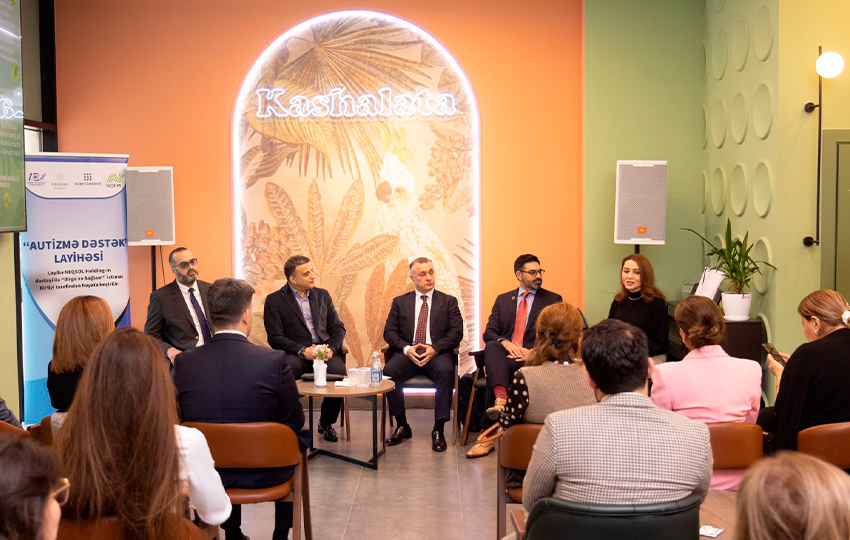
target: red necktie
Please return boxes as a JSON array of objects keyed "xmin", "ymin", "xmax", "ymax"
[
  {"xmin": 512, "ymin": 292, "xmax": 530, "ymax": 345},
  {"xmin": 414, "ymin": 295, "xmax": 429, "ymax": 344}
]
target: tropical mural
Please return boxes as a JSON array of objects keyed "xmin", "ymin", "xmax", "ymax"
[{"xmin": 234, "ymin": 12, "xmax": 479, "ymax": 372}]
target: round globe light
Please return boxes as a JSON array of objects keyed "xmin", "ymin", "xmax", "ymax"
[{"xmin": 816, "ymin": 51, "xmax": 844, "ymax": 78}]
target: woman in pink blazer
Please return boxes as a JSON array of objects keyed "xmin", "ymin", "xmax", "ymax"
[{"xmin": 651, "ymin": 295, "xmax": 762, "ymax": 490}]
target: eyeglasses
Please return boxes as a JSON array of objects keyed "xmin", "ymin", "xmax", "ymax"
[
  {"xmin": 172, "ymin": 258, "xmax": 199, "ymax": 270},
  {"xmin": 49, "ymin": 478, "xmax": 70, "ymax": 506},
  {"xmin": 519, "ymin": 269, "xmax": 545, "ymax": 277}
]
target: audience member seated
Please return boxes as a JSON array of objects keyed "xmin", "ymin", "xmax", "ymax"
[
  {"xmin": 47, "ymin": 296, "xmax": 114, "ymax": 419},
  {"xmin": 0, "ymin": 436, "xmax": 66, "ymax": 540},
  {"xmin": 57, "ymin": 328, "xmax": 231, "ymax": 539},
  {"xmin": 734, "ymin": 452, "xmax": 850, "ymax": 540},
  {"xmin": 758, "ymin": 289, "xmax": 850, "ymax": 450},
  {"xmin": 173, "ymin": 278, "xmax": 309, "ymax": 540},
  {"xmin": 608, "ymin": 254, "xmax": 669, "ymax": 363},
  {"xmin": 523, "ymin": 319, "xmax": 712, "ymax": 512},
  {"xmin": 0, "ymin": 392, "xmax": 21, "ymax": 429},
  {"xmin": 651, "ymin": 295, "xmax": 761, "ymax": 490}
]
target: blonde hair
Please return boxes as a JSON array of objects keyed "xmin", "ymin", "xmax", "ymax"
[
  {"xmin": 735, "ymin": 452, "xmax": 850, "ymax": 540},
  {"xmin": 798, "ymin": 289, "xmax": 850, "ymax": 330},
  {"xmin": 51, "ymin": 296, "xmax": 114, "ymax": 373},
  {"xmin": 525, "ymin": 302, "xmax": 583, "ymax": 366}
]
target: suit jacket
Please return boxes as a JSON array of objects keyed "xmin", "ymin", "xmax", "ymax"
[
  {"xmin": 383, "ymin": 289, "xmax": 463, "ymax": 356},
  {"xmin": 172, "ymin": 332, "xmax": 309, "ymax": 451},
  {"xmin": 145, "ymin": 280, "xmax": 214, "ymax": 355},
  {"xmin": 482, "ymin": 288, "xmax": 566, "ymax": 349},
  {"xmin": 523, "ymin": 393, "xmax": 712, "ymax": 511},
  {"xmin": 263, "ymin": 284, "xmax": 345, "ymax": 355}
]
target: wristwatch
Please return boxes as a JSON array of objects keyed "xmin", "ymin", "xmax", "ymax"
[{"xmin": 298, "ymin": 347, "xmax": 306, "ymax": 359}]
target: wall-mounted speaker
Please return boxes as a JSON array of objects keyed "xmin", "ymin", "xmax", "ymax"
[
  {"xmin": 614, "ymin": 160, "xmax": 667, "ymax": 245},
  {"xmin": 126, "ymin": 167, "xmax": 175, "ymax": 246}
]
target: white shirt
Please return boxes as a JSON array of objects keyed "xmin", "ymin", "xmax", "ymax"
[
  {"xmin": 177, "ymin": 280, "xmax": 208, "ymax": 347},
  {"xmin": 403, "ymin": 288, "xmax": 434, "ymax": 356},
  {"xmin": 176, "ymin": 425, "xmax": 232, "ymax": 525}
]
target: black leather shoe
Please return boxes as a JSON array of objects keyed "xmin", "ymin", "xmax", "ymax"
[
  {"xmin": 431, "ymin": 430, "xmax": 447, "ymax": 452},
  {"xmin": 385, "ymin": 425, "xmax": 412, "ymax": 445},
  {"xmin": 318, "ymin": 422, "xmax": 338, "ymax": 442},
  {"xmin": 224, "ymin": 533, "xmax": 249, "ymax": 540}
]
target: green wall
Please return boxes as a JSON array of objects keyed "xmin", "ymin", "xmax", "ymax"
[{"xmin": 584, "ymin": 0, "xmax": 705, "ymax": 324}]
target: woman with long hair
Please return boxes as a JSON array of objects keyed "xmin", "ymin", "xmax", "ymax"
[
  {"xmin": 758, "ymin": 289, "xmax": 850, "ymax": 450},
  {"xmin": 651, "ymin": 295, "xmax": 762, "ymax": 489},
  {"xmin": 0, "ymin": 436, "xmax": 67, "ymax": 540},
  {"xmin": 56, "ymin": 327, "xmax": 230, "ymax": 539},
  {"xmin": 608, "ymin": 254, "xmax": 669, "ymax": 363},
  {"xmin": 47, "ymin": 295, "xmax": 114, "ymax": 413},
  {"xmin": 735, "ymin": 452, "xmax": 850, "ymax": 540}
]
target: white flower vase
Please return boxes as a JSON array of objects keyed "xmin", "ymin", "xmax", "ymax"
[
  {"xmin": 313, "ymin": 360, "xmax": 327, "ymax": 387},
  {"xmin": 721, "ymin": 292, "xmax": 752, "ymax": 321}
]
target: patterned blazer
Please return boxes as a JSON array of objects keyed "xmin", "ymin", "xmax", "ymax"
[{"xmin": 523, "ymin": 392, "xmax": 712, "ymax": 511}]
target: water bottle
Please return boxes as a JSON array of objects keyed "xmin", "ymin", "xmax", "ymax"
[{"xmin": 370, "ymin": 351, "xmax": 382, "ymax": 385}]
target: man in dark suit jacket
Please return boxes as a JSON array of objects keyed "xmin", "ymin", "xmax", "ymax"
[
  {"xmin": 263, "ymin": 255, "xmax": 346, "ymax": 442},
  {"xmin": 173, "ymin": 277, "xmax": 308, "ymax": 540},
  {"xmin": 145, "ymin": 247, "xmax": 214, "ymax": 364},
  {"xmin": 382, "ymin": 257, "xmax": 464, "ymax": 452}
]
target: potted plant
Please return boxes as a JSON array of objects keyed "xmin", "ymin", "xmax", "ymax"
[{"xmin": 682, "ymin": 219, "xmax": 776, "ymax": 321}]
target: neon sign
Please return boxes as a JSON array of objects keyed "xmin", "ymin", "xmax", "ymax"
[{"xmin": 254, "ymin": 86, "xmax": 458, "ymax": 119}]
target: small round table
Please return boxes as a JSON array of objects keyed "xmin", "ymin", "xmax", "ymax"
[{"xmin": 297, "ymin": 378, "xmax": 395, "ymax": 470}]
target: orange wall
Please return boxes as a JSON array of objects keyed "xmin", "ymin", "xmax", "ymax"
[{"xmin": 54, "ymin": 0, "xmax": 583, "ymax": 338}]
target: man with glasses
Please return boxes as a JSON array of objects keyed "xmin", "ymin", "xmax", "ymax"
[
  {"xmin": 145, "ymin": 247, "xmax": 214, "ymax": 365},
  {"xmin": 467, "ymin": 254, "xmax": 568, "ymax": 458}
]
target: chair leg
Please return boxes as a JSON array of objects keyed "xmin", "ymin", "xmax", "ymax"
[
  {"xmin": 496, "ymin": 438, "xmax": 506, "ymax": 540},
  {"xmin": 452, "ymin": 363, "xmax": 459, "ymax": 445},
  {"xmin": 301, "ymin": 451, "xmax": 312, "ymax": 540},
  {"xmin": 344, "ymin": 398, "xmax": 351, "ymax": 442},
  {"xmin": 291, "ymin": 457, "xmax": 303, "ymax": 540},
  {"xmin": 461, "ymin": 371, "xmax": 479, "ymax": 445}
]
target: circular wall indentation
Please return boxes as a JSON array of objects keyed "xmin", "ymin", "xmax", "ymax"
[
  {"xmin": 713, "ymin": 0, "xmax": 726, "ymax": 11},
  {"xmin": 753, "ymin": 83, "xmax": 774, "ymax": 139},
  {"xmin": 753, "ymin": 160, "xmax": 774, "ymax": 217},
  {"xmin": 713, "ymin": 233, "xmax": 726, "ymax": 250},
  {"xmin": 712, "ymin": 29, "xmax": 728, "ymax": 80},
  {"xmin": 752, "ymin": 236, "xmax": 774, "ymax": 294},
  {"xmin": 712, "ymin": 98, "xmax": 727, "ymax": 148},
  {"xmin": 757, "ymin": 312, "xmax": 772, "ymax": 344},
  {"xmin": 711, "ymin": 166, "xmax": 727, "ymax": 215},
  {"xmin": 753, "ymin": 3, "xmax": 774, "ymax": 61},
  {"xmin": 730, "ymin": 163, "xmax": 749, "ymax": 216},
  {"xmin": 701, "ymin": 42, "xmax": 708, "ymax": 83},
  {"xmin": 702, "ymin": 105, "xmax": 708, "ymax": 148},
  {"xmin": 731, "ymin": 92, "xmax": 749, "ymax": 144},
  {"xmin": 702, "ymin": 170, "xmax": 708, "ymax": 213},
  {"xmin": 732, "ymin": 17, "xmax": 750, "ymax": 71}
]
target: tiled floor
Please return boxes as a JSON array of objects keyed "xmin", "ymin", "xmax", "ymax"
[{"xmin": 229, "ymin": 408, "xmax": 503, "ymax": 540}]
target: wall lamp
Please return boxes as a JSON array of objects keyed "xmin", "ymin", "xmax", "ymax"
[{"xmin": 803, "ymin": 46, "xmax": 844, "ymax": 247}]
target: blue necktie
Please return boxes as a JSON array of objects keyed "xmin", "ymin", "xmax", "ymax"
[{"xmin": 188, "ymin": 287, "xmax": 213, "ymax": 344}]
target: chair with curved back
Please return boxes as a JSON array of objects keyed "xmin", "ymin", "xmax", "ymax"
[
  {"xmin": 183, "ymin": 421, "xmax": 312, "ymax": 540},
  {"xmin": 496, "ymin": 423, "xmax": 543, "ymax": 539},
  {"xmin": 25, "ymin": 415, "xmax": 54, "ymax": 446},
  {"xmin": 511, "ymin": 494, "xmax": 702, "ymax": 540},
  {"xmin": 58, "ymin": 516, "xmax": 206, "ymax": 540},
  {"xmin": 706, "ymin": 422, "xmax": 763, "ymax": 471},
  {"xmin": 798, "ymin": 421, "xmax": 850, "ymax": 468},
  {"xmin": 461, "ymin": 349, "xmax": 486, "ymax": 445},
  {"xmin": 0, "ymin": 420, "xmax": 28, "ymax": 439}
]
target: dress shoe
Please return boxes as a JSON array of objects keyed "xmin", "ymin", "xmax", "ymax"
[
  {"xmin": 466, "ymin": 439, "xmax": 495, "ymax": 459},
  {"xmin": 385, "ymin": 424, "xmax": 412, "ymax": 445},
  {"xmin": 318, "ymin": 422, "xmax": 338, "ymax": 442},
  {"xmin": 431, "ymin": 430, "xmax": 447, "ymax": 452},
  {"xmin": 486, "ymin": 397, "xmax": 507, "ymax": 420},
  {"xmin": 224, "ymin": 533, "xmax": 249, "ymax": 540}
]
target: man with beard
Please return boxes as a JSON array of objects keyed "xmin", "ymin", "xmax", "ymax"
[{"xmin": 145, "ymin": 247, "xmax": 214, "ymax": 365}]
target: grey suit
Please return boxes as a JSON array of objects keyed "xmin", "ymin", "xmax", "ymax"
[
  {"xmin": 145, "ymin": 280, "xmax": 214, "ymax": 357},
  {"xmin": 523, "ymin": 393, "xmax": 712, "ymax": 511}
]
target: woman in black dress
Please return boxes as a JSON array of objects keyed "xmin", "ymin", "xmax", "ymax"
[
  {"xmin": 608, "ymin": 254, "xmax": 668, "ymax": 363},
  {"xmin": 47, "ymin": 295, "xmax": 114, "ymax": 413},
  {"xmin": 759, "ymin": 289, "xmax": 850, "ymax": 450}
]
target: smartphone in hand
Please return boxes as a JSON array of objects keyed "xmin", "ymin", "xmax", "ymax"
[{"xmin": 762, "ymin": 342, "xmax": 786, "ymax": 368}]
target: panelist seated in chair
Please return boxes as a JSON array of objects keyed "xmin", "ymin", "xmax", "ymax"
[
  {"xmin": 174, "ymin": 278, "xmax": 309, "ymax": 540},
  {"xmin": 264, "ymin": 255, "xmax": 347, "ymax": 443},
  {"xmin": 382, "ymin": 257, "xmax": 464, "ymax": 453},
  {"xmin": 523, "ymin": 319, "xmax": 712, "ymax": 512}
]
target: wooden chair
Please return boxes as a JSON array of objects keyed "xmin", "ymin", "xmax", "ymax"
[
  {"xmin": 798, "ymin": 421, "xmax": 850, "ymax": 468},
  {"xmin": 0, "ymin": 420, "xmax": 28, "ymax": 439},
  {"xmin": 461, "ymin": 349, "xmax": 487, "ymax": 445},
  {"xmin": 707, "ymin": 422, "xmax": 763, "ymax": 470},
  {"xmin": 381, "ymin": 346, "xmax": 460, "ymax": 445},
  {"xmin": 25, "ymin": 415, "xmax": 53, "ymax": 446},
  {"xmin": 183, "ymin": 422, "xmax": 312, "ymax": 540},
  {"xmin": 496, "ymin": 423, "xmax": 543, "ymax": 539},
  {"xmin": 58, "ymin": 516, "xmax": 206, "ymax": 540}
]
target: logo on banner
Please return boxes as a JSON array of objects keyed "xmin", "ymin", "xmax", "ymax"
[
  {"xmin": 27, "ymin": 172, "xmax": 46, "ymax": 186},
  {"xmin": 106, "ymin": 173, "xmax": 124, "ymax": 188}
]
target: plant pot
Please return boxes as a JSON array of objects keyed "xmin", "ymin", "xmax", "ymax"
[{"xmin": 721, "ymin": 292, "xmax": 752, "ymax": 321}]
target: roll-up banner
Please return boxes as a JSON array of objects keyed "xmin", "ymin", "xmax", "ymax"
[{"xmin": 20, "ymin": 153, "xmax": 131, "ymax": 424}]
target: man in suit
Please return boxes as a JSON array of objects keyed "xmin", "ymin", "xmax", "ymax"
[
  {"xmin": 145, "ymin": 247, "xmax": 214, "ymax": 365},
  {"xmin": 173, "ymin": 277, "xmax": 308, "ymax": 540},
  {"xmin": 522, "ymin": 319, "xmax": 712, "ymax": 511},
  {"xmin": 383, "ymin": 257, "xmax": 464, "ymax": 452},
  {"xmin": 264, "ymin": 255, "xmax": 346, "ymax": 442}
]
